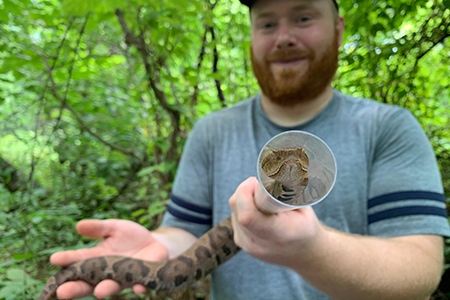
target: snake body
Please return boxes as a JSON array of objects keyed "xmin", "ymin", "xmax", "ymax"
[
  {"xmin": 37, "ymin": 147, "xmax": 308, "ymax": 300},
  {"xmin": 37, "ymin": 217, "xmax": 238, "ymax": 300}
]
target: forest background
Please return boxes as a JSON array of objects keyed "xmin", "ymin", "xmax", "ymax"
[{"xmin": 0, "ymin": 0, "xmax": 449, "ymax": 299}]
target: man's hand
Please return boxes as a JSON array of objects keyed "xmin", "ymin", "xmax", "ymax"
[
  {"xmin": 229, "ymin": 177, "xmax": 326, "ymax": 267},
  {"xmin": 50, "ymin": 219, "xmax": 169, "ymax": 299}
]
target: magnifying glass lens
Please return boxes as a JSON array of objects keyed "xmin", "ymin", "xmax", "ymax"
[{"xmin": 256, "ymin": 131, "xmax": 337, "ymax": 214}]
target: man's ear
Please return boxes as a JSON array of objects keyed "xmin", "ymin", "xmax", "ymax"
[{"xmin": 336, "ymin": 16, "xmax": 345, "ymax": 48}]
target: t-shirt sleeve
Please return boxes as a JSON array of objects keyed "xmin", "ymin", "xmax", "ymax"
[
  {"xmin": 160, "ymin": 118, "xmax": 213, "ymax": 238},
  {"xmin": 368, "ymin": 108, "xmax": 450, "ymax": 237}
]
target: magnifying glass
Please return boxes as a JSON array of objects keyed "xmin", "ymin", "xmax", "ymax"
[{"xmin": 255, "ymin": 131, "xmax": 337, "ymax": 214}]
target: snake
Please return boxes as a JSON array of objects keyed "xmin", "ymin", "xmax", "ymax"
[
  {"xmin": 37, "ymin": 147, "xmax": 308, "ymax": 300},
  {"xmin": 261, "ymin": 147, "xmax": 309, "ymax": 202}
]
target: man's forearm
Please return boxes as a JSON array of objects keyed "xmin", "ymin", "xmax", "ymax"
[
  {"xmin": 291, "ymin": 227, "xmax": 443, "ymax": 300},
  {"xmin": 151, "ymin": 227, "xmax": 198, "ymax": 259}
]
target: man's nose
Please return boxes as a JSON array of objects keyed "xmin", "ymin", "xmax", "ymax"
[{"xmin": 275, "ymin": 24, "xmax": 297, "ymax": 49}]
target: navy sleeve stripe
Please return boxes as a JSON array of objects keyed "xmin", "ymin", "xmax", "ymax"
[
  {"xmin": 170, "ymin": 194, "xmax": 212, "ymax": 215},
  {"xmin": 368, "ymin": 191, "xmax": 446, "ymax": 209},
  {"xmin": 368, "ymin": 206, "xmax": 448, "ymax": 224},
  {"xmin": 166, "ymin": 205, "xmax": 212, "ymax": 225}
]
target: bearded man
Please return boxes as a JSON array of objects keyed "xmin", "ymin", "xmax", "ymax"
[{"xmin": 51, "ymin": 0, "xmax": 450, "ymax": 299}]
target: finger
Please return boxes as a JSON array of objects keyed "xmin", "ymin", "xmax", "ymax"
[
  {"xmin": 229, "ymin": 178, "xmax": 256, "ymax": 225},
  {"xmin": 230, "ymin": 214, "xmax": 245, "ymax": 248},
  {"xmin": 232, "ymin": 177, "xmax": 258, "ymax": 212},
  {"xmin": 234, "ymin": 178, "xmax": 261, "ymax": 227},
  {"xmin": 76, "ymin": 219, "xmax": 119, "ymax": 239},
  {"xmin": 50, "ymin": 247, "xmax": 106, "ymax": 266},
  {"xmin": 228, "ymin": 177, "xmax": 256, "ymax": 210},
  {"xmin": 56, "ymin": 281, "xmax": 94, "ymax": 299},
  {"xmin": 132, "ymin": 284, "xmax": 147, "ymax": 295},
  {"xmin": 231, "ymin": 213, "xmax": 257, "ymax": 252},
  {"xmin": 240, "ymin": 177, "xmax": 259, "ymax": 193},
  {"xmin": 228, "ymin": 192, "xmax": 237, "ymax": 212},
  {"xmin": 93, "ymin": 279, "xmax": 122, "ymax": 299}
]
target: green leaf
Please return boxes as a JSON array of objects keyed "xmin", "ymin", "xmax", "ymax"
[
  {"xmin": 0, "ymin": 284, "xmax": 22, "ymax": 300},
  {"xmin": 131, "ymin": 208, "xmax": 146, "ymax": 217},
  {"xmin": 12, "ymin": 253, "xmax": 33, "ymax": 260},
  {"xmin": 0, "ymin": 259, "xmax": 18, "ymax": 268},
  {"xmin": 137, "ymin": 161, "xmax": 177, "ymax": 177},
  {"xmin": 0, "ymin": 9, "xmax": 9, "ymax": 22},
  {"xmin": 155, "ymin": 138, "xmax": 171, "ymax": 151},
  {"xmin": 3, "ymin": 0, "xmax": 22, "ymax": 14},
  {"xmin": 137, "ymin": 166, "xmax": 158, "ymax": 176},
  {"xmin": 168, "ymin": 104, "xmax": 189, "ymax": 113},
  {"xmin": 61, "ymin": 0, "xmax": 127, "ymax": 15},
  {"xmin": 6, "ymin": 269, "xmax": 30, "ymax": 281},
  {"xmin": 61, "ymin": 0, "xmax": 97, "ymax": 15}
]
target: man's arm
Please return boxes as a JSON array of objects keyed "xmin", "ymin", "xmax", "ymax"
[
  {"xmin": 230, "ymin": 177, "xmax": 444, "ymax": 300},
  {"xmin": 293, "ymin": 227, "xmax": 443, "ymax": 300},
  {"xmin": 152, "ymin": 226, "xmax": 198, "ymax": 259}
]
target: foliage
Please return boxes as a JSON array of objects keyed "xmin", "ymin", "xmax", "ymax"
[{"xmin": 0, "ymin": 0, "xmax": 449, "ymax": 299}]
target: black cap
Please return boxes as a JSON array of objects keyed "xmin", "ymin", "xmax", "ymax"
[{"xmin": 240, "ymin": 0, "xmax": 339, "ymax": 11}]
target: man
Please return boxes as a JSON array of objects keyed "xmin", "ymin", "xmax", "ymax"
[{"xmin": 51, "ymin": 0, "xmax": 450, "ymax": 299}]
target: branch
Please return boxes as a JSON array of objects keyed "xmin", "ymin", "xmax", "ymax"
[
  {"xmin": 25, "ymin": 84, "xmax": 47, "ymax": 198},
  {"xmin": 115, "ymin": 9, "xmax": 181, "ymax": 163},
  {"xmin": 14, "ymin": 17, "xmax": 77, "ymax": 197},
  {"xmin": 38, "ymin": 52, "xmax": 141, "ymax": 161},
  {"xmin": 378, "ymin": 5, "xmax": 450, "ymax": 105},
  {"xmin": 50, "ymin": 15, "xmax": 87, "ymax": 142},
  {"xmin": 192, "ymin": 28, "xmax": 208, "ymax": 105},
  {"xmin": 1, "ymin": 99, "xmax": 41, "ymax": 124},
  {"xmin": 115, "ymin": 10, "xmax": 176, "ymax": 114},
  {"xmin": 0, "ymin": 156, "xmax": 22, "ymax": 193},
  {"xmin": 416, "ymin": 34, "xmax": 450, "ymax": 61},
  {"xmin": 412, "ymin": 7, "xmax": 450, "ymax": 72},
  {"xmin": 51, "ymin": 17, "xmax": 76, "ymax": 70},
  {"xmin": 112, "ymin": 153, "xmax": 148, "ymax": 202},
  {"xmin": 0, "ymin": 155, "xmax": 49, "ymax": 196},
  {"xmin": 209, "ymin": 27, "xmax": 226, "ymax": 106}
]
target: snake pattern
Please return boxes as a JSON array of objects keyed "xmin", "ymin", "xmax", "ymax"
[
  {"xmin": 261, "ymin": 147, "xmax": 309, "ymax": 202},
  {"xmin": 38, "ymin": 147, "xmax": 308, "ymax": 300}
]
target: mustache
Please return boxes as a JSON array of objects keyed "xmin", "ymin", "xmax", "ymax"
[{"xmin": 265, "ymin": 49, "xmax": 314, "ymax": 62}]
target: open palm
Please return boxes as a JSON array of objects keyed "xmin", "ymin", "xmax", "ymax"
[{"xmin": 50, "ymin": 219, "xmax": 168, "ymax": 299}]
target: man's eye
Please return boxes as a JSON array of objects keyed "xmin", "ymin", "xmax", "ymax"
[
  {"xmin": 262, "ymin": 23, "xmax": 275, "ymax": 29},
  {"xmin": 297, "ymin": 16, "xmax": 312, "ymax": 23}
]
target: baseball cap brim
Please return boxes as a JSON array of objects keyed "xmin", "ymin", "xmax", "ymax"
[
  {"xmin": 239, "ymin": 0, "xmax": 254, "ymax": 6},
  {"xmin": 239, "ymin": 0, "xmax": 338, "ymax": 10}
]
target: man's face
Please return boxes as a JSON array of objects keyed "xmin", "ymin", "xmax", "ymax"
[{"xmin": 250, "ymin": 0, "xmax": 344, "ymax": 106}]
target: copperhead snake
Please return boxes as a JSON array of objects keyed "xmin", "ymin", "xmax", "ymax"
[{"xmin": 37, "ymin": 147, "xmax": 309, "ymax": 300}]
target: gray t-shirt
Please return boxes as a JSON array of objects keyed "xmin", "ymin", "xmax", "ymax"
[{"xmin": 162, "ymin": 91, "xmax": 450, "ymax": 300}]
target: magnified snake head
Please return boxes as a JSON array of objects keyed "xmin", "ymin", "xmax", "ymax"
[{"xmin": 261, "ymin": 147, "xmax": 309, "ymax": 185}]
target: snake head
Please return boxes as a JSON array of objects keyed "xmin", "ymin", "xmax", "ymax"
[{"xmin": 261, "ymin": 147, "xmax": 309, "ymax": 183}]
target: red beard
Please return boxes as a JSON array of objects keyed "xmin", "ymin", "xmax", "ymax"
[{"xmin": 251, "ymin": 32, "xmax": 339, "ymax": 107}]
